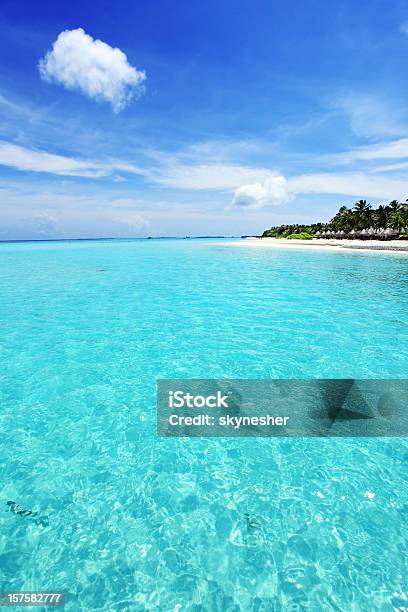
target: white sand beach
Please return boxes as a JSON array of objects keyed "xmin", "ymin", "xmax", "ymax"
[{"xmin": 225, "ymin": 238, "xmax": 408, "ymax": 254}]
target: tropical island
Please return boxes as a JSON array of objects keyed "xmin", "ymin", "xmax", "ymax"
[{"xmin": 262, "ymin": 199, "xmax": 408, "ymax": 240}]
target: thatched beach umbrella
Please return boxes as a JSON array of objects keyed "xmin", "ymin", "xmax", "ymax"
[{"xmin": 381, "ymin": 228, "xmax": 396, "ymax": 240}]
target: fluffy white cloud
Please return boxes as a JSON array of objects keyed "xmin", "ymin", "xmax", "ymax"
[
  {"xmin": 39, "ymin": 28, "xmax": 146, "ymax": 112},
  {"xmin": 231, "ymin": 174, "xmax": 291, "ymax": 209}
]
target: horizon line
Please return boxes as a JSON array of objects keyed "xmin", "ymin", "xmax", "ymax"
[{"xmin": 0, "ymin": 235, "xmax": 243, "ymax": 245}]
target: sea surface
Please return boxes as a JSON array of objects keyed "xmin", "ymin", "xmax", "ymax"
[{"xmin": 0, "ymin": 238, "xmax": 407, "ymax": 611}]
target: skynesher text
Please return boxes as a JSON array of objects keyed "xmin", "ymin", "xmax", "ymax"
[{"xmin": 168, "ymin": 414, "xmax": 289, "ymax": 428}]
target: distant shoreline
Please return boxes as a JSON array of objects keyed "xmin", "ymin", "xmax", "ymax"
[{"xmin": 223, "ymin": 237, "xmax": 408, "ymax": 254}]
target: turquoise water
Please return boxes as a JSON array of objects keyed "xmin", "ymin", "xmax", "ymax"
[{"xmin": 0, "ymin": 238, "xmax": 407, "ymax": 611}]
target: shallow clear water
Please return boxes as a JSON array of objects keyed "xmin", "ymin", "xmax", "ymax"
[{"xmin": 0, "ymin": 238, "xmax": 407, "ymax": 611}]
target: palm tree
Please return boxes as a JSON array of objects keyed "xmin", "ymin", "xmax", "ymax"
[
  {"xmin": 261, "ymin": 197, "xmax": 408, "ymax": 239},
  {"xmin": 389, "ymin": 210, "xmax": 406, "ymax": 232},
  {"xmin": 353, "ymin": 200, "xmax": 372, "ymax": 230},
  {"xmin": 373, "ymin": 205, "xmax": 388, "ymax": 229},
  {"xmin": 388, "ymin": 200, "xmax": 401, "ymax": 212},
  {"xmin": 330, "ymin": 206, "xmax": 354, "ymax": 232}
]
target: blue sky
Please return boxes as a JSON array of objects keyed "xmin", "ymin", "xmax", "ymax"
[{"xmin": 0, "ymin": 0, "xmax": 408, "ymax": 239}]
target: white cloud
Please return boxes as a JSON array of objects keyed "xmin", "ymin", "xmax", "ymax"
[
  {"xmin": 333, "ymin": 95, "xmax": 408, "ymax": 139},
  {"xmin": 0, "ymin": 140, "xmax": 145, "ymax": 178},
  {"xmin": 372, "ymin": 161, "xmax": 408, "ymax": 172},
  {"xmin": 39, "ymin": 28, "xmax": 146, "ymax": 112},
  {"xmin": 231, "ymin": 174, "xmax": 291, "ymax": 209},
  {"xmin": 34, "ymin": 213, "xmax": 58, "ymax": 235},
  {"xmin": 0, "ymin": 141, "xmax": 107, "ymax": 177},
  {"xmin": 149, "ymin": 162, "xmax": 271, "ymax": 190},
  {"xmin": 335, "ymin": 138, "xmax": 408, "ymax": 163},
  {"xmin": 2, "ymin": 135, "xmax": 406, "ymax": 210},
  {"xmin": 288, "ymin": 172, "xmax": 408, "ymax": 200},
  {"xmin": 112, "ymin": 213, "xmax": 148, "ymax": 229}
]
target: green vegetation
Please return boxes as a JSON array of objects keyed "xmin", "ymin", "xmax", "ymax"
[
  {"xmin": 286, "ymin": 232, "xmax": 313, "ymax": 240},
  {"xmin": 262, "ymin": 199, "xmax": 408, "ymax": 238}
]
